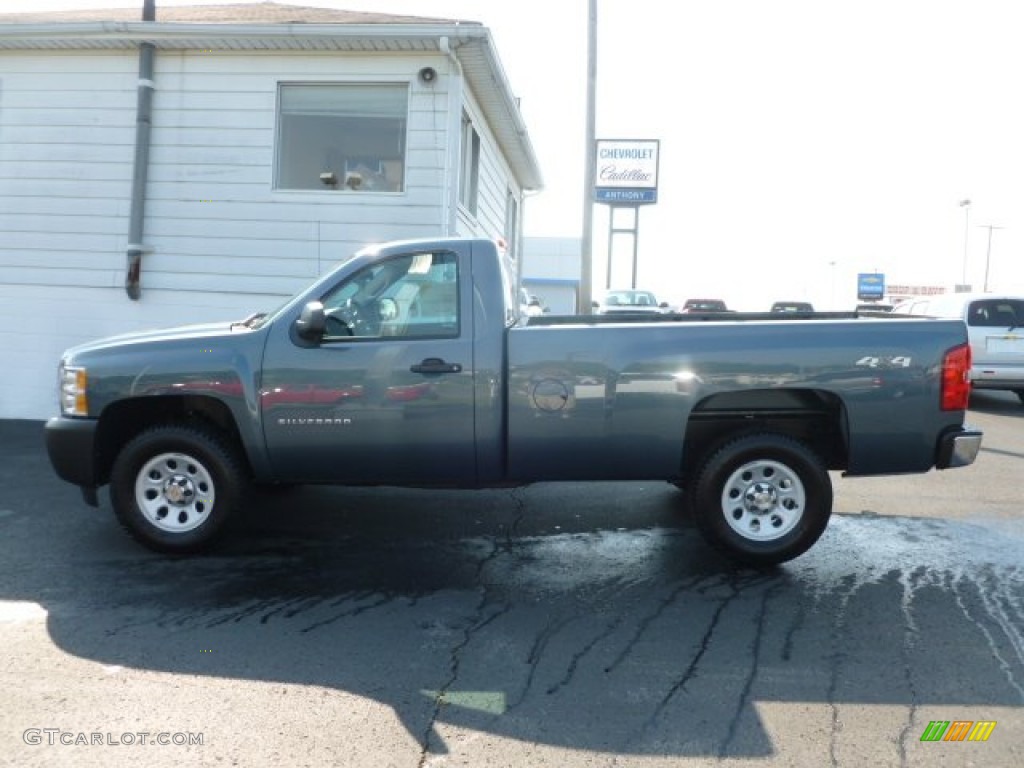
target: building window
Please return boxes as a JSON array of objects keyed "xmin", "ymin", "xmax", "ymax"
[
  {"xmin": 459, "ymin": 112, "xmax": 480, "ymax": 214},
  {"xmin": 276, "ymin": 83, "xmax": 408, "ymax": 192},
  {"xmin": 504, "ymin": 187, "xmax": 519, "ymax": 260}
]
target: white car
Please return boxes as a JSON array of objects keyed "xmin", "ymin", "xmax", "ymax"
[
  {"xmin": 519, "ymin": 288, "xmax": 545, "ymax": 317},
  {"xmin": 892, "ymin": 292, "xmax": 1024, "ymax": 403},
  {"xmin": 594, "ymin": 289, "xmax": 668, "ymax": 315}
]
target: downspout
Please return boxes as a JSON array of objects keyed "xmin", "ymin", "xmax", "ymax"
[
  {"xmin": 125, "ymin": 0, "xmax": 156, "ymax": 300},
  {"xmin": 440, "ymin": 35, "xmax": 463, "ymax": 236}
]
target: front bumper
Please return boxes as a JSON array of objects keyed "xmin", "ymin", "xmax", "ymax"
[
  {"xmin": 45, "ymin": 416, "xmax": 100, "ymax": 499},
  {"xmin": 935, "ymin": 425, "xmax": 983, "ymax": 469}
]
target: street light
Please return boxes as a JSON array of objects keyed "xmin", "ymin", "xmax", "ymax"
[
  {"xmin": 977, "ymin": 223, "xmax": 1004, "ymax": 292},
  {"xmin": 958, "ymin": 199, "xmax": 971, "ymax": 285},
  {"xmin": 828, "ymin": 260, "xmax": 837, "ymax": 308}
]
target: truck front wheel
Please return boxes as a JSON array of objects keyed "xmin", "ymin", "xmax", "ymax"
[
  {"xmin": 690, "ymin": 433, "xmax": 832, "ymax": 567},
  {"xmin": 110, "ymin": 424, "xmax": 245, "ymax": 554}
]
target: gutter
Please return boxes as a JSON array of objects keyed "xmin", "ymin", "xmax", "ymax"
[
  {"xmin": 446, "ymin": 29, "xmax": 543, "ymax": 192},
  {"xmin": 0, "ymin": 21, "xmax": 485, "ymax": 45}
]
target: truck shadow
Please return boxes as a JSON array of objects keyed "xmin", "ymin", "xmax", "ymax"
[
  {"xmin": 5, "ymin": 419, "xmax": 1024, "ymax": 759},
  {"xmin": 969, "ymin": 389, "xmax": 1024, "ymax": 417}
]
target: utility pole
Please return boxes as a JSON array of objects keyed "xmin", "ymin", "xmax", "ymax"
[
  {"xmin": 579, "ymin": 0, "xmax": 597, "ymax": 314},
  {"xmin": 977, "ymin": 224, "xmax": 1004, "ymax": 292}
]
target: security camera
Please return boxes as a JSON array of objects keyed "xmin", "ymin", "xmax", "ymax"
[
  {"xmin": 418, "ymin": 66, "xmax": 437, "ymax": 85},
  {"xmin": 319, "ymin": 171, "xmax": 338, "ymax": 188}
]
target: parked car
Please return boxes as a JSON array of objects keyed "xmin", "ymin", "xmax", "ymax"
[
  {"xmin": 855, "ymin": 302, "xmax": 895, "ymax": 313},
  {"xmin": 680, "ymin": 298, "xmax": 729, "ymax": 313},
  {"xmin": 520, "ymin": 289, "xmax": 546, "ymax": 317},
  {"xmin": 771, "ymin": 301, "xmax": 815, "ymax": 312},
  {"xmin": 594, "ymin": 289, "xmax": 669, "ymax": 315},
  {"xmin": 891, "ymin": 292, "xmax": 1024, "ymax": 403}
]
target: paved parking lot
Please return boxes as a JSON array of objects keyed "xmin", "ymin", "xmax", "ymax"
[{"xmin": 1, "ymin": 392, "xmax": 1022, "ymax": 767}]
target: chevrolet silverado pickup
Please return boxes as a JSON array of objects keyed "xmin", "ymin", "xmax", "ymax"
[{"xmin": 45, "ymin": 237, "xmax": 983, "ymax": 565}]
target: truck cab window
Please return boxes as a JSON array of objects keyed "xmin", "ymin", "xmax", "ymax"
[{"xmin": 320, "ymin": 251, "xmax": 460, "ymax": 339}]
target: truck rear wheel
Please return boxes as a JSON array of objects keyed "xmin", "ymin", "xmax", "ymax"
[
  {"xmin": 110, "ymin": 424, "xmax": 245, "ymax": 554},
  {"xmin": 690, "ymin": 433, "xmax": 832, "ymax": 567}
]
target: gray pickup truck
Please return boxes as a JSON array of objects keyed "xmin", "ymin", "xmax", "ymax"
[{"xmin": 45, "ymin": 237, "xmax": 982, "ymax": 565}]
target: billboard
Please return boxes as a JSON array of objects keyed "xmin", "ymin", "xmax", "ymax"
[
  {"xmin": 857, "ymin": 273, "xmax": 885, "ymax": 300},
  {"xmin": 595, "ymin": 139, "xmax": 660, "ymax": 204}
]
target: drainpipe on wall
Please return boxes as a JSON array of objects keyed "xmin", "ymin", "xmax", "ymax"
[
  {"xmin": 125, "ymin": 0, "xmax": 156, "ymax": 300},
  {"xmin": 440, "ymin": 35, "xmax": 463, "ymax": 237}
]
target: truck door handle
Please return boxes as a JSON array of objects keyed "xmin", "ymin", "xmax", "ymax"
[{"xmin": 410, "ymin": 357, "xmax": 462, "ymax": 374}]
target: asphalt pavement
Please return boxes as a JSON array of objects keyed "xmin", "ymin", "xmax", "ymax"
[{"xmin": 1, "ymin": 409, "xmax": 1023, "ymax": 768}]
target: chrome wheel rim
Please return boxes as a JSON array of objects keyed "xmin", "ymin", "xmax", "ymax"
[
  {"xmin": 134, "ymin": 452, "xmax": 215, "ymax": 533},
  {"xmin": 721, "ymin": 459, "xmax": 804, "ymax": 542}
]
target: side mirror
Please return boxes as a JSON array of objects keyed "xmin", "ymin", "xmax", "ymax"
[
  {"xmin": 591, "ymin": 300, "xmax": 599, "ymax": 308},
  {"xmin": 295, "ymin": 301, "xmax": 326, "ymax": 340},
  {"xmin": 659, "ymin": 302, "xmax": 669, "ymax": 308}
]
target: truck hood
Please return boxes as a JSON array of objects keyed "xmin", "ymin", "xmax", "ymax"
[{"xmin": 64, "ymin": 321, "xmax": 250, "ymax": 356}]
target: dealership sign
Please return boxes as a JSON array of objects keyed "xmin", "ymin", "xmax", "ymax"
[
  {"xmin": 887, "ymin": 284, "xmax": 947, "ymax": 296},
  {"xmin": 857, "ymin": 273, "xmax": 885, "ymax": 300},
  {"xmin": 595, "ymin": 139, "xmax": 660, "ymax": 204}
]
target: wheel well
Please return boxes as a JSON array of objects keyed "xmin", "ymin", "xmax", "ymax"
[
  {"xmin": 93, "ymin": 395, "xmax": 248, "ymax": 486},
  {"xmin": 680, "ymin": 388, "xmax": 848, "ymax": 483}
]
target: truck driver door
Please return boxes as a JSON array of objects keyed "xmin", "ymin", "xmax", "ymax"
[{"xmin": 260, "ymin": 249, "xmax": 476, "ymax": 485}]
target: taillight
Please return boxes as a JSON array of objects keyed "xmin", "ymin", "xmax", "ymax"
[{"xmin": 941, "ymin": 343, "xmax": 972, "ymax": 411}]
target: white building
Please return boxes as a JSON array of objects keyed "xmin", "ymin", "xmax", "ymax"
[
  {"xmin": 0, "ymin": 2, "xmax": 542, "ymax": 419},
  {"xmin": 521, "ymin": 236, "xmax": 581, "ymax": 315}
]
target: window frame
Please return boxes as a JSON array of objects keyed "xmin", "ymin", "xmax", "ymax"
[
  {"xmin": 317, "ymin": 251, "xmax": 461, "ymax": 342},
  {"xmin": 273, "ymin": 81, "xmax": 410, "ymax": 194},
  {"xmin": 504, "ymin": 186, "xmax": 519, "ymax": 261},
  {"xmin": 458, "ymin": 111, "xmax": 481, "ymax": 214}
]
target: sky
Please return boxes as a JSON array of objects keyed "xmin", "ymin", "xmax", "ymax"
[{"xmin": 8, "ymin": 0, "xmax": 1024, "ymax": 309}]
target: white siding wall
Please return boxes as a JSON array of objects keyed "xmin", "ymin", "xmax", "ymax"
[{"xmin": 0, "ymin": 48, "xmax": 470, "ymax": 419}]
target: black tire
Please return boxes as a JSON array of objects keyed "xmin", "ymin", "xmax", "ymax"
[
  {"xmin": 1015, "ymin": 390, "xmax": 1024, "ymax": 405},
  {"xmin": 110, "ymin": 423, "xmax": 246, "ymax": 554},
  {"xmin": 689, "ymin": 433, "xmax": 832, "ymax": 567}
]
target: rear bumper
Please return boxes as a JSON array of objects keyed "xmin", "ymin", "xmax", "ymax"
[
  {"xmin": 935, "ymin": 425, "xmax": 983, "ymax": 469},
  {"xmin": 971, "ymin": 364, "xmax": 1024, "ymax": 390},
  {"xmin": 45, "ymin": 416, "xmax": 99, "ymax": 490}
]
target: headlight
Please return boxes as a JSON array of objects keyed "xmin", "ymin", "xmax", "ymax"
[{"xmin": 59, "ymin": 364, "xmax": 89, "ymax": 416}]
